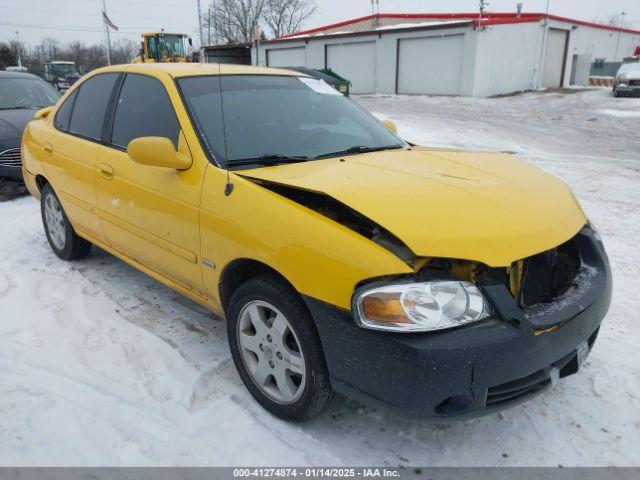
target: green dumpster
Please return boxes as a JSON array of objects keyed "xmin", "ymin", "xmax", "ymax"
[{"xmin": 319, "ymin": 68, "xmax": 351, "ymax": 96}]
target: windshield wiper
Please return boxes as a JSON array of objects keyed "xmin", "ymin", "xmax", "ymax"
[
  {"xmin": 0, "ymin": 105, "xmax": 48, "ymax": 110},
  {"xmin": 230, "ymin": 153, "xmax": 311, "ymax": 167},
  {"xmin": 314, "ymin": 144, "xmax": 405, "ymax": 159}
]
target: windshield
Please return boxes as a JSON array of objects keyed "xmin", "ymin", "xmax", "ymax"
[
  {"xmin": 0, "ymin": 77, "xmax": 60, "ymax": 109},
  {"xmin": 50, "ymin": 64, "xmax": 77, "ymax": 76},
  {"xmin": 178, "ymin": 75, "xmax": 405, "ymax": 167},
  {"xmin": 147, "ymin": 34, "xmax": 185, "ymax": 60}
]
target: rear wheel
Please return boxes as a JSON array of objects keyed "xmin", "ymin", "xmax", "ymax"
[
  {"xmin": 227, "ymin": 274, "xmax": 335, "ymax": 421},
  {"xmin": 41, "ymin": 183, "xmax": 92, "ymax": 260}
]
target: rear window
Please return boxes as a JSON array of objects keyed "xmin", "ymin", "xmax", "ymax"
[
  {"xmin": 54, "ymin": 90, "xmax": 77, "ymax": 131},
  {"xmin": 68, "ymin": 73, "xmax": 119, "ymax": 141}
]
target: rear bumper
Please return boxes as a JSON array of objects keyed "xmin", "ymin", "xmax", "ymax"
[{"xmin": 305, "ymin": 228, "xmax": 611, "ymax": 418}]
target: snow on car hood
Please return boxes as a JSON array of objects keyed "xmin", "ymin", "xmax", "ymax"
[{"xmin": 237, "ymin": 147, "xmax": 587, "ymax": 266}]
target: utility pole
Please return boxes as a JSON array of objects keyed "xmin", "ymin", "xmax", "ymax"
[
  {"xmin": 15, "ymin": 31, "xmax": 22, "ymax": 68},
  {"xmin": 197, "ymin": 0, "xmax": 204, "ymax": 48},
  {"xmin": 536, "ymin": 0, "xmax": 551, "ymax": 88},
  {"xmin": 208, "ymin": 6, "xmax": 212, "ymax": 45},
  {"xmin": 614, "ymin": 11, "xmax": 626, "ymax": 60},
  {"xmin": 478, "ymin": 0, "xmax": 489, "ymax": 30},
  {"xmin": 102, "ymin": 0, "xmax": 111, "ymax": 65}
]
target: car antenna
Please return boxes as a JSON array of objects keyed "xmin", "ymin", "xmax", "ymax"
[
  {"xmin": 219, "ymin": 62, "xmax": 234, "ymax": 197},
  {"xmin": 225, "ymin": 170, "xmax": 234, "ymax": 196}
]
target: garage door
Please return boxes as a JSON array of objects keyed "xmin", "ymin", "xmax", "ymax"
[
  {"xmin": 543, "ymin": 29, "xmax": 569, "ymax": 87},
  {"xmin": 326, "ymin": 42, "xmax": 376, "ymax": 94},
  {"xmin": 267, "ymin": 47, "xmax": 306, "ymax": 67},
  {"xmin": 397, "ymin": 35, "xmax": 464, "ymax": 95}
]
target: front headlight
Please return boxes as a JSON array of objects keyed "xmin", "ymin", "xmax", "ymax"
[{"xmin": 353, "ymin": 281, "xmax": 492, "ymax": 332}]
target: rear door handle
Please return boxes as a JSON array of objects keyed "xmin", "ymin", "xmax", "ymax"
[
  {"xmin": 99, "ymin": 163, "xmax": 114, "ymax": 180},
  {"xmin": 43, "ymin": 142, "xmax": 53, "ymax": 155}
]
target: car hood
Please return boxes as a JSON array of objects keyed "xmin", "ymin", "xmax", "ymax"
[
  {"xmin": 237, "ymin": 147, "xmax": 587, "ymax": 266},
  {"xmin": 0, "ymin": 109, "xmax": 37, "ymax": 142}
]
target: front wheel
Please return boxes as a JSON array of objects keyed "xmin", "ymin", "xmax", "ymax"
[
  {"xmin": 41, "ymin": 183, "xmax": 92, "ymax": 260},
  {"xmin": 227, "ymin": 274, "xmax": 335, "ymax": 421}
]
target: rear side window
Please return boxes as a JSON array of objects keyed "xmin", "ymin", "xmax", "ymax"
[
  {"xmin": 54, "ymin": 90, "xmax": 77, "ymax": 131},
  {"xmin": 111, "ymin": 74, "xmax": 180, "ymax": 149},
  {"xmin": 68, "ymin": 73, "xmax": 119, "ymax": 140}
]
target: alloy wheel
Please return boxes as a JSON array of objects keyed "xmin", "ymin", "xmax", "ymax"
[{"xmin": 237, "ymin": 300, "xmax": 306, "ymax": 404}]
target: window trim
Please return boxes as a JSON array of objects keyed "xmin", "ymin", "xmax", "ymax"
[
  {"xmin": 53, "ymin": 72, "xmax": 123, "ymax": 146},
  {"xmin": 105, "ymin": 72, "xmax": 182, "ymax": 153}
]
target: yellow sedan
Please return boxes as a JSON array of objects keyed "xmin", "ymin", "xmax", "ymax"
[{"xmin": 21, "ymin": 63, "xmax": 611, "ymax": 421}]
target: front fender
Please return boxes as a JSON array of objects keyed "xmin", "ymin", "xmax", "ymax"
[{"xmin": 199, "ymin": 166, "xmax": 412, "ymax": 312}]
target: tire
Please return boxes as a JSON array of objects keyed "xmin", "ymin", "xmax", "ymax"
[
  {"xmin": 41, "ymin": 183, "xmax": 92, "ymax": 260},
  {"xmin": 227, "ymin": 274, "xmax": 335, "ymax": 421},
  {"xmin": 613, "ymin": 88, "xmax": 619, "ymax": 97}
]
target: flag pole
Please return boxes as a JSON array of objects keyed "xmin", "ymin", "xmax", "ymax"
[{"xmin": 102, "ymin": 0, "xmax": 112, "ymax": 65}]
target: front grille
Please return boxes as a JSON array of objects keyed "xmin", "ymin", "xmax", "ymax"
[
  {"xmin": 628, "ymin": 79, "xmax": 640, "ymax": 87},
  {"xmin": 486, "ymin": 368, "xmax": 551, "ymax": 406},
  {"xmin": 0, "ymin": 148, "xmax": 21, "ymax": 168},
  {"xmin": 519, "ymin": 236, "xmax": 581, "ymax": 307}
]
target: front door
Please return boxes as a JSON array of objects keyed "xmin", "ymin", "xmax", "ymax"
[{"xmin": 95, "ymin": 72, "xmax": 206, "ymax": 293}]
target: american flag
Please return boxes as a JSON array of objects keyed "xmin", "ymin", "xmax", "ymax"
[{"xmin": 102, "ymin": 11, "xmax": 119, "ymax": 31}]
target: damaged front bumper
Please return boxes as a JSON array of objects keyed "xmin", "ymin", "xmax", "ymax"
[{"xmin": 304, "ymin": 227, "xmax": 611, "ymax": 418}]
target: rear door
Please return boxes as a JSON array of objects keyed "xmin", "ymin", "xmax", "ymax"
[
  {"xmin": 44, "ymin": 73, "xmax": 120, "ymax": 241},
  {"xmin": 95, "ymin": 72, "xmax": 206, "ymax": 293}
]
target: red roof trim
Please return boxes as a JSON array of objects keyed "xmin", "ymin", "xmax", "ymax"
[{"xmin": 274, "ymin": 11, "xmax": 640, "ymax": 40}]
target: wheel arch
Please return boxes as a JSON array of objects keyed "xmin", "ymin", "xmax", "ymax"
[
  {"xmin": 218, "ymin": 258, "xmax": 297, "ymax": 314},
  {"xmin": 35, "ymin": 174, "xmax": 49, "ymax": 192}
]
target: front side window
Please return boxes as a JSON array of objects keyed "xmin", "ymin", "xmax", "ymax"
[
  {"xmin": 0, "ymin": 77, "xmax": 59, "ymax": 110},
  {"xmin": 68, "ymin": 73, "xmax": 119, "ymax": 141},
  {"xmin": 178, "ymin": 75, "xmax": 404, "ymax": 167},
  {"xmin": 111, "ymin": 74, "xmax": 180, "ymax": 149}
]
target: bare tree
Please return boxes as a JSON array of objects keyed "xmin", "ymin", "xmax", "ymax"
[
  {"xmin": 263, "ymin": 0, "xmax": 316, "ymax": 38},
  {"xmin": 206, "ymin": 0, "xmax": 268, "ymax": 44}
]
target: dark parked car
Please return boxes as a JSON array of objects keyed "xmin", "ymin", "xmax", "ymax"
[{"xmin": 0, "ymin": 71, "xmax": 59, "ymax": 195}]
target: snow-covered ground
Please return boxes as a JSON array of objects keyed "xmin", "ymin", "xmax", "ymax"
[{"xmin": 1, "ymin": 88, "xmax": 639, "ymax": 467}]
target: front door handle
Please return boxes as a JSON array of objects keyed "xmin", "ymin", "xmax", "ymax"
[
  {"xmin": 43, "ymin": 142, "xmax": 53, "ymax": 155},
  {"xmin": 99, "ymin": 163, "xmax": 114, "ymax": 180}
]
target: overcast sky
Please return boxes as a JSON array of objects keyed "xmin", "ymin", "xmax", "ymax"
[{"xmin": 1, "ymin": 0, "xmax": 639, "ymax": 47}]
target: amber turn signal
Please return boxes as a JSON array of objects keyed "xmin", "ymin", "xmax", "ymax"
[{"xmin": 362, "ymin": 292, "xmax": 411, "ymax": 323}]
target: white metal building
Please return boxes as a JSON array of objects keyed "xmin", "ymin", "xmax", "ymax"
[{"xmin": 252, "ymin": 12, "xmax": 640, "ymax": 97}]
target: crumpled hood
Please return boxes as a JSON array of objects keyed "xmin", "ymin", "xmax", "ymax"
[
  {"xmin": 0, "ymin": 109, "xmax": 37, "ymax": 142},
  {"xmin": 237, "ymin": 147, "xmax": 586, "ymax": 266}
]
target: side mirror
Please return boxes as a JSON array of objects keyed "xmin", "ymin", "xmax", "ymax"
[
  {"xmin": 188, "ymin": 37, "xmax": 193, "ymax": 46},
  {"xmin": 382, "ymin": 119, "xmax": 397, "ymax": 134},
  {"xmin": 127, "ymin": 137, "xmax": 192, "ymax": 170}
]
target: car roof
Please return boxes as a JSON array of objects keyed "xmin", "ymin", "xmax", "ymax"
[
  {"xmin": 0, "ymin": 70, "xmax": 44, "ymax": 80},
  {"xmin": 89, "ymin": 63, "xmax": 306, "ymax": 79}
]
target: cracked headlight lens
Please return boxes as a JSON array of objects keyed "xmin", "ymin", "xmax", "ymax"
[{"xmin": 354, "ymin": 281, "xmax": 492, "ymax": 332}]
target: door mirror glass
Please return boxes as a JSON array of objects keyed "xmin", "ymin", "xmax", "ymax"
[
  {"xmin": 382, "ymin": 119, "xmax": 397, "ymax": 134},
  {"xmin": 127, "ymin": 136, "xmax": 192, "ymax": 170}
]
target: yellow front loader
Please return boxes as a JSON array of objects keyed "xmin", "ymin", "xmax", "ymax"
[{"xmin": 132, "ymin": 32, "xmax": 199, "ymax": 63}]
